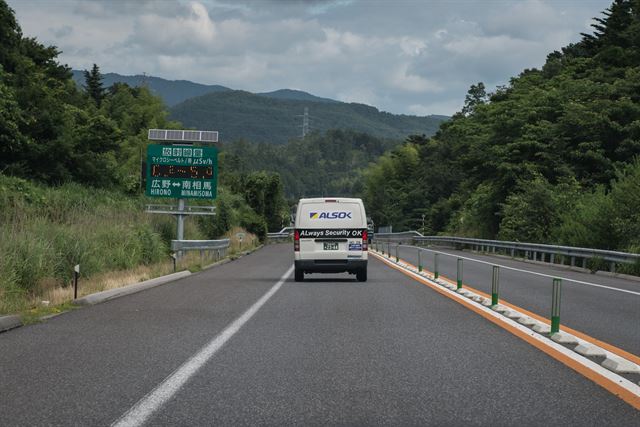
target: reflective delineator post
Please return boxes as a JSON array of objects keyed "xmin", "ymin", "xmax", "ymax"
[
  {"xmin": 73, "ymin": 264, "xmax": 80, "ymax": 300},
  {"xmin": 491, "ymin": 266, "xmax": 500, "ymax": 306},
  {"xmin": 551, "ymin": 278, "xmax": 562, "ymax": 333},
  {"xmin": 418, "ymin": 248, "xmax": 422, "ymax": 272},
  {"xmin": 456, "ymin": 258, "xmax": 463, "ymax": 290},
  {"xmin": 434, "ymin": 253, "xmax": 439, "ymax": 280}
]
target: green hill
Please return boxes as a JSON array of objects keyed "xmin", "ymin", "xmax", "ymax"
[
  {"xmin": 71, "ymin": 70, "xmax": 231, "ymax": 106},
  {"xmin": 256, "ymin": 89, "xmax": 339, "ymax": 103},
  {"xmin": 169, "ymin": 90, "xmax": 447, "ymax": 144}
]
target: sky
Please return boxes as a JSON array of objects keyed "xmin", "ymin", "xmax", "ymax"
[{"xmin": 8, "ymin": 0, "xmax": 613, "ymax": 116}]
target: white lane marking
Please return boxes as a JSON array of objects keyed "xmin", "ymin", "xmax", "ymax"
[
  {"xmin": 112, "ymin": 265, "xmax": 294, "ymax": 427},
  {"xmin": 396, "ymin": 245, "xmax": 640, "ymax": 297}
]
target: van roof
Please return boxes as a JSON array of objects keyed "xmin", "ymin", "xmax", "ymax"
[{"xmin": 298, "ymin": 197, "xmax": 363, "ymax": 203}]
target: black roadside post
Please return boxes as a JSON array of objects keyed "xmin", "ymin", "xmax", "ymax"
[{"xmin": 73, "ymin": 264, "xmax": 80, "ymax": 299}]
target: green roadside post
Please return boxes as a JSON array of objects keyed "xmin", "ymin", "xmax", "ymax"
[
  {"xmin": 551, "ymin": 278, "xmax": 562, "ymax": 333},
  {"xmin": 434, "ymin": 253, "xmax": 439, "ymax": 280},
  {"xmin": 491, "ymin": 266, "xmax": 499, "ymax": 306},
  {"xmin": 456, "ymin": 258, "xmax": 463, "ymax": 290},
  {"xmin": 418, "ymin": 248, "xmax": 423, "ymax": 272}
]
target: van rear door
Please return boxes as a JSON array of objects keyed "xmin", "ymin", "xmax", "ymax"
[{"xmin": 297, "ymin": 201, "xmax": 365, "ymax": 260}]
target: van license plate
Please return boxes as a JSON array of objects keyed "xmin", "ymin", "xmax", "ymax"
[{"xmin": 323, "ymin": 242, "xmax": 339, "ymax": 250}]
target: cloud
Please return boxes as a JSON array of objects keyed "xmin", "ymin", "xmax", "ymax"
[
  {"xmin": 7, "ymin": 0, "xmax": 613, "ymax": 116},
  {"xmin": 390, "ymin": 63, "xmax": 442, "ymax": 93},
  {"xmin": 130, "ymin": 2, "xmax": 217, "ymax": 54}
]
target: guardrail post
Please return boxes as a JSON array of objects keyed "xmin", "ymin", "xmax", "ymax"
[
  {"xmin": 418, "ymin": 249, "xmax": 422, "ymax": 272},
  {"xmin": 491, "ymin": 266, "xmax": 499, "ymax": 306},
  {"xmin": 434, "ymin": 253, "xmax": 439, "ymax": 280},
  {"xmin": 550, "ymin": 253, "xmax": 555, "ymax": 264},
  {"xmin": 582, "ymin": 258, "xmax": 587, "ymax": 269},
  {"xmin": 551, "ymin": 278, "xmax": 562, "ymax": 333},
  {"xmin": 395, "ymin": 244, "xmax": 399, "ymax": 262},
  {"xmin": 570, "ymin": 256, "xmax": 575, "ymax": 267},
  {"xmin": 387, "ymin": 242, "xmax": 391, "ymax": 258},
  {"xmin": 610, "ymin": 262, "xmax": 616, "ymax": 273},
  {"xmin": 510, "ymin": 248, "xmax": 515, "ymax": 257},
  {"xmin": 456, "ymin": 258, "xmax": 463, "ymax": 290}
]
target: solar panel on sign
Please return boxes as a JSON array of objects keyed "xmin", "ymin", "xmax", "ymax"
[
  {"xmin": 201, "ymin": 131, "xmax": 218, "ymax": 142},
  {"xmin": 147, "ymin": 129, "xmax": 218, "ymax": 143},
  {"xmin": 148, "ymin": 129, "xmax": 167, "ymax": 140},
  {"xmin": 184, "ymin": 131, "xmax": 199, "ymax": 141},
  {"xmin": 167, "ymin": 130, "xmax": 182, "ymax": 140}
]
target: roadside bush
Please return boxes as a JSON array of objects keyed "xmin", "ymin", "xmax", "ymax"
[{"xmin": 240, "ymin": 208, "xmax": 268, "ymax": 242}]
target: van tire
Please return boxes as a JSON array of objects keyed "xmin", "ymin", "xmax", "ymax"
[
  {"xmin": 356, "ymin": 268, "xmax": 367, "ymax": 282},
  {"xmin": 294, "ymin": 267, "xmax": 304, "ymax": 282}
]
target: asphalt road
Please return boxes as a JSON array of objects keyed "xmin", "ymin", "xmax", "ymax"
[
  {"xmin": 0, "ymin": 244, "xmax": 638, "ymax": 426},
  {"xmin": 387, "ymin": 243, "xmax": 640, "ymax": 355}
]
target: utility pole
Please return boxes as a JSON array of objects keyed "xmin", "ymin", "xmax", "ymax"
[
  {"xmin": 296, "ymin": 107, "xmax": 310, "ymax": 138},
  {"xmin": 302, "ymin": 107, "xmax": 310, "ymax": 138}
]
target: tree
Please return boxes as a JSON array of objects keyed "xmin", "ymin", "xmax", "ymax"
[
  {"xmin": 84, "ymin": 63, "xmax": 105, "ymax": 107},
  {"xmin": 461, "ymin": 82, "xmax": 487, "ymax": 116}
]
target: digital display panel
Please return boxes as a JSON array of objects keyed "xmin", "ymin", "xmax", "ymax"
[{"xmin": 151, "ymin": 164, "xmax": 213, "ymax": 180}]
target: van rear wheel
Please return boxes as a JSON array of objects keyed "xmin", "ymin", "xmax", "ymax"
[
  {"xmin": 356, "ymin": 268, "xmax": 367, "ymax": 282},
  {"xmin": 294, "ymin": 267, "xmax": 304, "ymax": 282}
]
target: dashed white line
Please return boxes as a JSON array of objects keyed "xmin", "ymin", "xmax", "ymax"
[{"xmin": 111, "ymin": 265, "xmax": 294, "ymax": 427}]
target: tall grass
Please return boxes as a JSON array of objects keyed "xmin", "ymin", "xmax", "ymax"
[{"xmin": 0, "ymin": 175, "xmax": 205, "ymax": 314}]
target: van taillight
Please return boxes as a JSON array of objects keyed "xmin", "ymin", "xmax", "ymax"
[
  {"xmin": 362, "ymin": 230, "xmax": 368, "ymax": 251},
  {"xmin": 294, "ymin": 230, "xmax": 300, "ymax": 251}
]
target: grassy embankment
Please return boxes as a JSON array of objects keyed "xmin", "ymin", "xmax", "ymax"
[{"xmin": 0, "ymin": 175, "xmax": 258, "ymax": 317}]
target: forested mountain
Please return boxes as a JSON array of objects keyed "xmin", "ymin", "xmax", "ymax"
[
  {"xmin": 71, "ymin": 70, "xmax": 231, "ymax": 107},
  {"xmin": 362, "ymin": 0, "xmax": 640, "ymax": 257},
  {"xmin": 219, "ymin": 130, "xmax": 397, "ymax": 199},
  {"xmin": 170, "ymin": 90, "xmax": 446, "ymax": 144},
  {"xmin": 256, "ymin": 89, "xmax": 339, "ymax": 103}
]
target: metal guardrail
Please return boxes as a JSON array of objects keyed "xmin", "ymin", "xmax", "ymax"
[
  {"xmin": 375, "ymin": 232, "xmax": 640, "ymax": 273},
  {"xmin": 171, "ymin": 239, "xmax": 230, "ymax": 252},
  {"xmin": 147, "ymin": 205, "xmax": 216, "ymax": 216},
  {"xmin": 267, "ymin": 227, "xmax": 293, "ymax": 242}
]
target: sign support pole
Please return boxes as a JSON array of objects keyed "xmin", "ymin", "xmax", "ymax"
[{"xmin": 177, "ymin": 198, "xmax": 185, "ymax": 258}]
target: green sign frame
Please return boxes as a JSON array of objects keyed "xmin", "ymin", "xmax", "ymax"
[{"xmin": 145, "ymin": 144, "xmax": 218, "ymax": 199}]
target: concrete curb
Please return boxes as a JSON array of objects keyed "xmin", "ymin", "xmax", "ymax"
[
  {"xmin": 74, "ymin": 270, "xmax": 191, "ymax": 306},
  {"xmin": 0, "ymin": 315, "xmax": 22, "ymax": 332}
]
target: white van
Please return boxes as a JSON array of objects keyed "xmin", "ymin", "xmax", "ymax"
[{"xmin": 294, "ymin": 197, "xmax": 368, "ymax": 282}]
